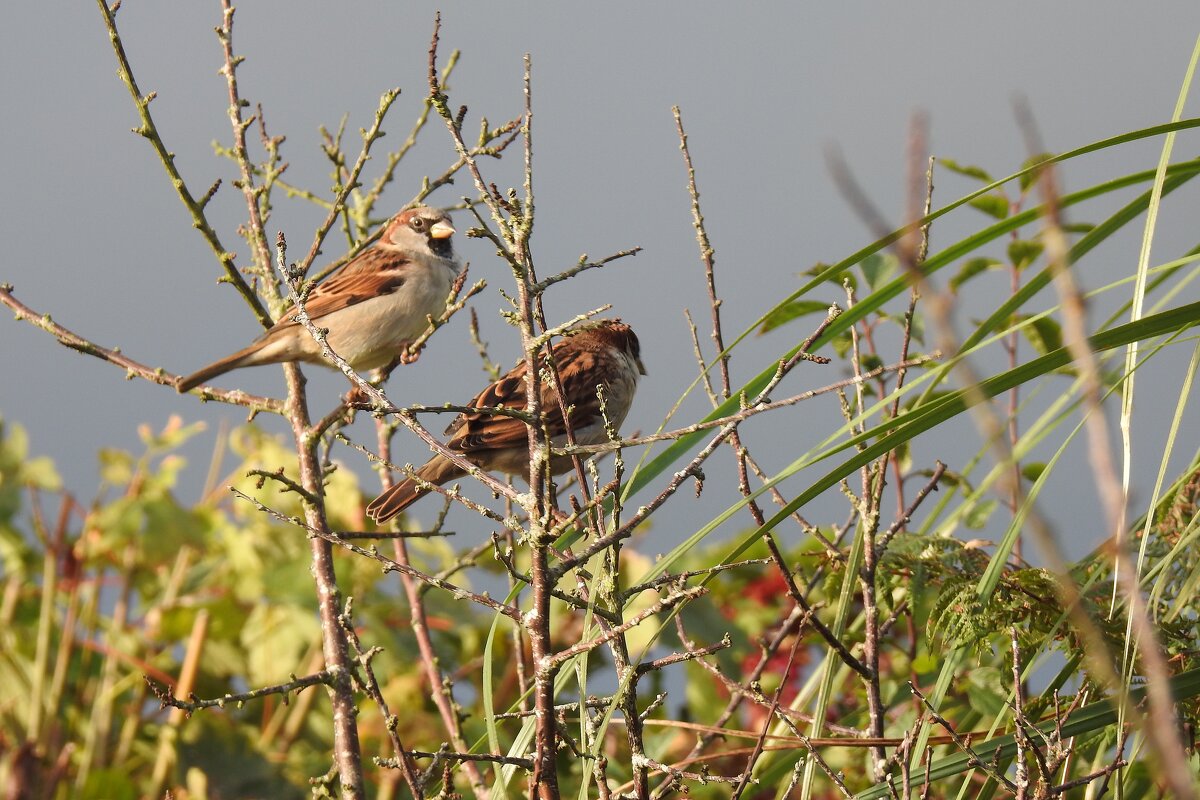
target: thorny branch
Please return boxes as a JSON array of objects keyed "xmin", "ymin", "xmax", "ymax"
[
  {"xmin": 230, "ymin": 487, "xmax": 521, "ymax": 621},
  {"xmin": 144, "ymin": 671, "xmax": 330, "ymax": 716}
]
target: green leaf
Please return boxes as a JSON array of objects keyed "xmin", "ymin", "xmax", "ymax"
[
  {"xmin": 1007, "ymin": 238, "xmax": 1044, "ymax": 268},
  {"xmin": 1021, "ymin": 463, "xmax": 1047, "ymax": 482},
  {"xmin": 99, "ymin": 447, "xmax": 134, "ymax": 486},
  {"xmin": 949, "ymin": 257, "xmax": 1002, "ymax": 292},
  {"xmin": 968, "ymin": 193, "xmax": 1009, "ymax": 219},
  {"xmin": 938, "ymin": 157, "xmax": 994, "ymax": 183},
  {"xmin": 78, "ymin": 769, "xmax": 137, "ymax": 800},
  {"xmin": 964, "ymin": 667, "xmax": 1006, "ymax": 717},
  {"xmin": 959, "ymin": 161, "xmax": 1200, "ymax": 364},
  {"xmin": 1020, "ymin": 315, "xmax": 1064, "ymax": 356},
  {"xmin": 905, "ymin": 390, "xmax": 955, "ymax": 412},
  {"xmin": 1100, "ymin": 367, "xmax": 1125, "ymax": 390},
  {"xmin": 908, "ymin": 309, "xmax": 926, "ymax": 344},
  {"xmin": 912, "ymin": 652, "xmax": 940, "ymax": 674},
  {"xmin": 177, "ymin": 717, "xmax": 306, "ymax": 799},
  {"xmin": 136, "ymin": 415, "xmax": 206, "ymax": 451},
  {"xmin": 703, "ymin": 299, "xmax": 1200, "ymax": 602},
  {"xmin": 964, "ymin": 498, "xmax": 998, "ymax": 530},
  {"xmin": 0, "ymin": 417, "xmax": 29, "ymax": 462},
  {"xmin": 21, "ymin": 456, "xmax": 61, "ymax": 491},
  {"xmin": 801, "ymin": 261, "xmax": 853, "ymax": 290},
  {"xmin": 1018, "ymin": 152, "xmax": 1055, "ymax": 192},
  {"xmin": 927, "ymin": 466, "xmax": 969, "ymax": 490},
  {"xmin": 829, "ymin": 331, "xmax": 853, "ymax": 358},
  {"xmin": 860, "ymin": 252, "xmax": 898, "ymax": 290},
  {"xmin": 241, "ymin": 604, "xmax": 322, "ymax": 686},
  {"xmin": 758, "ymin": 299, "xmax": 830, "ymax": 334}
]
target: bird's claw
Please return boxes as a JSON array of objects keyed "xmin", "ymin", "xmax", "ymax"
[{"xmin": 343, "ymin": 385, "xmax": 371, "ymax": 409}]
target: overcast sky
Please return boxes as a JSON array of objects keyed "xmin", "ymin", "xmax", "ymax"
[{"xmin": 3, "ymin": 3, "xmax": 1200, "ymax": 562}]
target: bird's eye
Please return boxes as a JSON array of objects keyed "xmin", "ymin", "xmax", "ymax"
[{"xmin": 411, "ymin": 218, "xmax": 426, "ymax": 231}]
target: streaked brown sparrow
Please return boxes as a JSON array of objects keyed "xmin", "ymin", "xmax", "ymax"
[
  {"xmin": 366, "ymin": 319, "xmax": 645, "ymax": 522},
  {"xmin": 177, "ymin": 206, "xmax": 460, "ymax": 392}
]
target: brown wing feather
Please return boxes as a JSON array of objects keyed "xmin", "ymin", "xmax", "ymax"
[
  {"xmin": 274, "ymin": 249, "xmax": 411, "ymax": 326},
  {"xmin": 448, "ymin": 365, "xmax": 536, "ymax": 453},
  {"xmin": 445, "ymin": 344, "xmax": 608, "ymax": 455},
  {"xmin": 553, "ymin": 350, "xmax": 606, "ymax": 433}
]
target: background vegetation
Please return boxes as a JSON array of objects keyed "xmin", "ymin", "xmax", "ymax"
[{"xmin": 2, "ymin": 4, "xmax": 1199, "ymax": 799}]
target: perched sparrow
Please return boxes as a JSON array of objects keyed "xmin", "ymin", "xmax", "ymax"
[
  {"xmin": 177, "ymin": 206, "xmax": 460, "ymax": 393},
  {"xmin": 366, "ymin": 319, "xmax": 645, "ymax": 523}
]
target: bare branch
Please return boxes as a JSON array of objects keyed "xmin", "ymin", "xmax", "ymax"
[
  {"xmin": 145, "ymin": 671, "xmax": 329, "ymax": 716},
  {"xmin": 0, "ymin": 284, "xmax": 283, "ymax": 416}
]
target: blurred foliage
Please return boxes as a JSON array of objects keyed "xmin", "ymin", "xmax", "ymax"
[{"xmin": 0, "ymin": 415, "xmax": 499, "ymax": 799}]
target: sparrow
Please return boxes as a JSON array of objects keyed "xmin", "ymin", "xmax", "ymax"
[
  {"xmin": 176, "ymin": 206, "xmax": 460, "ymax": 393},
  {"xmin": 366, "ymin": 319, "xmax": 645, "ymax": 523}
]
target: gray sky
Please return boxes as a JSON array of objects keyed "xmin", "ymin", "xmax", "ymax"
[{"xmin": 3, "ymin": 3, "xmax": 1200, "ymax": 561}]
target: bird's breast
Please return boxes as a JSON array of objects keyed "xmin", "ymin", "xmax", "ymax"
[{"xmin": 323, "ymin": 261, "xmax": 458, "ymax": 369}]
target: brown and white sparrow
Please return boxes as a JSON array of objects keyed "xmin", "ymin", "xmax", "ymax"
[
  {"xmin": 366, "ymin": 319, "xmax": 645, "ymax": 523},
  {"xmin": 177, "ymin": 206, "xmax": 460, "ymax": 392}
]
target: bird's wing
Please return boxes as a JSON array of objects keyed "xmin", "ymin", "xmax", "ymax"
[
  {"xmin": 274, "ymin": 249, "xmax": 410, "ymax": 326},
  {"xmin": 445, "ymin": 343, "xmax": 606, "ymax": 454}
]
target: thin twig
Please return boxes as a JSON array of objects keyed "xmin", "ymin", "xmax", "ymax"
[
  {"xmin": 145, "ymin": 671, "xmax": 329, "ymax": 715},
  {"xmin": 556, "ymin": 354, "xmax": 931, "ymax": 457},
  {"xmin": 230, "ymin": 487, "xmax": 521, "ymax": 621},
  {"xmin": 94, "ymin": 0, "xmax": 270, "ymax": 326},
  {"xmin": 0, "ymin": 285, "xmax": 282, "ymax": 416},
  {"xmin": 911, "ymin": 683, "xmax": 1017, "ymax": 792},
  {"xmin": 339, "ymin": 599, "xmax": 423, "ymax": 799},
  {"xmin": 547, "ymin": 586, "xmax": 706, "ymax": 669}
]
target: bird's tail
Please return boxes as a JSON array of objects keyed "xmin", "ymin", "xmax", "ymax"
[
  {"xmin": 366, "ymin": 456, "xmax": 465, "ymax": 523},
  {"xmin": 176, "ymin": 343, "xmax": 265, "ymax": 393}
]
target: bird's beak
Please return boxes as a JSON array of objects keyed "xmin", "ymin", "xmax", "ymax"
[
  {"xmin": 636, "ymin": 357, "xmax": 647, "ymax": 376},
  {"xmin": 429, "ymin": 220, "xmax": 455, "ymax": 239}
]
